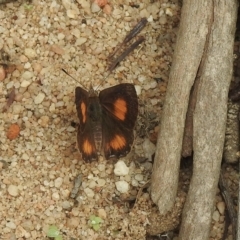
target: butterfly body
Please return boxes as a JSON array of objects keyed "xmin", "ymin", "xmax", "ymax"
[{"xmin": 75, "ymin": 83, "xmax": 138, "ymax": 161}]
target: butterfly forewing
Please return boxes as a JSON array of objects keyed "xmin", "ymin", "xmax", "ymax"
[{"xmin": 99, "ymin": 83, "xmax": 138, "ymax": 159}]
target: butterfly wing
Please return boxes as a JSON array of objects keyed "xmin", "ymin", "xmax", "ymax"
[
  {"xmin": 99, "ymin": 83, "xmax": 138, "ymax": 159},
  {"xmin": 75, "ymin": 87, "xmax": 98, "ymax": 161}
]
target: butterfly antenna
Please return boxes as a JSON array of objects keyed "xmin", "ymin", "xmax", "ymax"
[
  {"xmin": 62, "ymin": 68, "xmax": 87, "ymax": 89},
  {"xmin": 95, "ymin": 71, "xmax": 112, "ymax": 91}
]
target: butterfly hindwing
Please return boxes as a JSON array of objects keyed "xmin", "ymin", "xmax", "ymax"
[
  {"xmin": 99, "ymin": 83, "xmax": 138, "ymax": 159},
  {"xmin": 75, "ymin": 87, "xmax": 98, "ymax": 161}
]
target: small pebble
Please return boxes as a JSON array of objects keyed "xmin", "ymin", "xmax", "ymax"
[
  {"xmin": 52, "ymin": 192, "xmax": 60, "ymax": 200},
  {"xmin": 8, "ymin": 185, "xmax": 19, "ymax": 197},
  {"xmin": 91, "ymin": 2, "xmax": 101, "ymax": 13},
  {"xmin": 21, "ymin": 71, "xmax": 33, "ymax": 80},
  {"xmin": 216, "ymin": 201, "xmax": 225, "ymax": 215},
  {"xmin": 114, "ymin": 160, "xmax": 129, "ymax": 176},
  {"xmin": 34, "ymin": 92, "xmax": 45, "ymax": 104},
  {"xmin": 212, "ymin": 210, "xmax": 220, "ymax": 222},
  {"xmin": 54, "ymin": 177, "xmax": 63, "ymax": 188},
  {"xmin": 24, "ymin": 48, "xmax": 37, "ymax": 58},
  {"xmin": 135, "ymin": 174, "xmax": 144, "ymax": 182},
  {"xmin": 66, "ymin": 217, "xmax": 80, "ymax": 228},
  {"xmin": 142, "ymin": 138, "xmax": 156, "ymax": 161},
  {"xmin": 98, "ymin": 208, "xmax": 107, "ymax": 219},
  {"xmin": 115, "ymin": 180, "xmax": 129, "ymax": 193},
  {"xmin": 62, "ymin": 201, "xmax": 72, "ymax": 210},
  {"xmin": 50, "ymin": 44, "xmax": 65, "ymax": 55},
  {"xmin": 6, "ymin": 221, "xmax": 16, "ymax": 229},
  {"xmin": 20, "ymin": 80, "xmax": 31, "ymax": 88},
  {"xmin": 84, "ymin": 188, "xmax": 95, "ymax": 198}
]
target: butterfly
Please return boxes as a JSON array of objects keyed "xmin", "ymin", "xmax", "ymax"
[{"xmin": 75, "ymin": 83, "xmax": 138, "ymax": 161}]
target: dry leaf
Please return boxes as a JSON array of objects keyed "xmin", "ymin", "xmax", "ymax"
[{"xmin": 2, "ymin": 87, "xmax": 15, "ymax": 113}]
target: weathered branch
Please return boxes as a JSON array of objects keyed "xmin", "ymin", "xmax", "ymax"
[
  {"xmin": 179, "ymin": 1, "xmax": 238, "ymax": 240},
  {"xmin": 151, "ymin": 0, "xmax": 213, "ymax": 214}
]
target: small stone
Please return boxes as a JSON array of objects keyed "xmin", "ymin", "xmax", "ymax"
[
  {"xmin": 76, "ymin": 37, "xmax": 87, "ymax": 46},
  {"xmin": 114, "ymin": 160, "xmax": 129, "ymax": 176},
  {"xmin": 8, "ymin": 185, "xmax": 19, "ymax": 197},
  {"xmin": 131, "ymin": 179, "xmax": 138, "ymax": 187},
  {"xmin": 91, "ymin": 2, "xmax": 101, "ymax": 13},
  {"xmin": 98, "ymin": 208, "xmax": 107, "ymax": 219},
  {"xmin": 21, "ymin": 153, "xmax": 29, "ymax": 161},
  {"xmin": 88, "ymin": 180, "xmax": 96, "ymax": 189},
  {"xmin": 7, "ymin": 124, "xmax": 20, "ymax": 140},
  {"xmin": 21, "ymin": 71, "xmax": 33, "ymax": 80},
  {"xmin": 0, "ymin": 65, "xmax": 6, "ymax": 81},
  {"xmin": 135, "ymin": 174, "xmax": 144, "ymax": 182},
  {"xmin": 54, "ymin": 177, "xmax": 63, "ymax": 188},
  {"xmin": 24, "ymin": 48, "xmax": 37, "ymax": 58},
  {"xmin": 38, "ymin": 116, "xmax": 50, "ymax": 127},
  {"xmin": 21, "ymin": 220, "xmax": 34, "ymax": 231},
  {"xmin": 97, "ymin": 164, "xmax": 105, "ymax": 172},
  {"xmin": 166, "ymin": 8, "xmax": 173, "ymax": 16},
  {"xmin": 115, "ymin": 180, "xmax": 129, "ymax": 193},
  {"xmin": 66, "ymin": 217, "xmax": 80, "ymax": 228},
  {"xmin": 67, "ymin": 9, "xmax": 77, "ymax": 19},
  {"xmin": 50, "ymin": 44, "xmax": 65, "ymax": 55},
  {"xmin": 142, "ymin": 138, "xmax": 156, "ymax": 161},
  {"xmin": 52, "ymin": 192, "xmax": 60, "ymax": 200},
  {"xmin": 97, "ymin": 178, "xmax": 106, "ymax": 187},
  {"xmin": 84, "ymin": 187, "xmax": 95, "ymax": 198},
  {"xmin": 217, "ymin": 202, "xmax": 225, "ymax": 215},
  {"xmin": 34, "ymin": 92, "xmax": 45, "ymax": 104},
  {"xmin": 6, "ymin": 221, "xmax": 16, "ymax": 229},
  {"xmin": 103, "ymin": 4, "xmax": 111, "ymax": 14},
  {"xmin": 62, "ymin": 201, "xmax": 72, "ymax": 210},
  {"xmin": 20, "ymin": 80, "xmax": 31, "ymax": 88},
  {"xmin": 135, "ymin": 85, "xmax": 142, "ymax": 96},
  {"xmin": 212, "ymin": 210, "xmax": 220, "ymax": 222}
]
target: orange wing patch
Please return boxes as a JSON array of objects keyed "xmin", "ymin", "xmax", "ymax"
[
  {"xmin": 110, "ymin": 134, "xmax": 126, "ymax": 150},
  {"xmin": 113, "ymin": 98, "xmax": 127, "ymax": 121},
  {"xmin": 83, "ymin": 139, "xmax": 94, "ymax": 155},
  {"xmin": 80, "ymin": 102, "xmax": 87, "ymax": 123}
]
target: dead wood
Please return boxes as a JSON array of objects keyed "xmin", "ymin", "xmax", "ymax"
[
  {"xmin": 223, "ymin": 100, "xmax": 240, "ymax": 163},
  {"xmin": 178, "ymin": 1, "xmax": 238, "ymax": 240},
  {"xmin": 151, "ymin": 0, "xmax": 238, "ymax": 238},
  {"xmin": 219, "ymin": 170, "xmax": 237, "ymax": 240},
  {"xmin": 151, "ymin": 0, "xmax": 214, "ymax": 214}
]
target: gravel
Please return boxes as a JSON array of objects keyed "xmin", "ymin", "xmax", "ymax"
[{"xmin": 0, "ymin": 0, "xmax": 238, "ymax": 239}]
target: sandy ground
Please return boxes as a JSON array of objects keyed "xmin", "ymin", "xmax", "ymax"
[{"xmin": 0, "ymin": 0, "xmax": 238, "ymax": 240}]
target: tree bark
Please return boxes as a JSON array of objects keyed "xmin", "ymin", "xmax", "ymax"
[
  {"xmin": 179, "ymin": 1, "xmax": 237, "ymax": 240},
  {"xmin": 151, "ymin": 0, "xmax": 213, "ymax": 214}
]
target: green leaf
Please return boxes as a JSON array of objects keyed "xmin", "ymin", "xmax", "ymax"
[
  {"xmin": 93, "ymin": 224, "xmax": 100, "ymax": 231},
  {"xmin": 47, "ymin": 225, "xmax": 60, "ymax": 237},
  {"xmin": 55, "ymin": 235, "xmax": 63, "ymax": 240}
]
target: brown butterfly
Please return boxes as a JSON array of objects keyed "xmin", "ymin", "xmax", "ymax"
[{"xmin": 75, "ymin": 83, "xmax": 138, "ymax": 161}]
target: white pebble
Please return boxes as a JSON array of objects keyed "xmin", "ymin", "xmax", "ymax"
[
  {"xmin": 115, "ymin": 180, "xmax": 129, "ymax": 193},
  {"xmin": 22, "ymin": 153, "xmax": 29, "ymax": 161},
  {"xmin": 22, "ymin": 71, "xmax": 33, "ymax": 80},
  {"xmin": 67, "ymin": 9, "xmax": 77, "ymax": 19},
  {"xmin": 76, "ymin": 37, "xmax": 87, "ymax": 46},
  {"xmin": 54, "ymin": 177, "xmax": 63, "ymax": 188},
  {"xmin": 217, "ymin": 202, "xmax": 225, "ymax": 215},
  {"xmin": 52, "ymin": 192, "xmax": 60, "ymax": 200},
  {"xmin": 84, "ymin": 187, "xmax": 95, "ymax": 198},
  {"xmin": 98, "ymin": 208, "xmax": 106, "ymax": 219},
  {"xmin": 131, "ymin": 179, "xmax": 138, "ymax": 187},
  {"xmin": 91, "ymin": 2, "xmax": 101, "ymax": 13},
  {"xmin": 135, "ymin": 85, "xmax": 142, "ymax": 96},
  {"xmin": 6, "ymin": 221, "xmax": 16, "ymax": 229},
  {"xmin": 97, "ymin": 178, "xmax": 106, "ymax": 187},
  {"xmin": 97, "ymin": 164, "xmax": 105, "ymax": 172},
  {"xmin": 21, "ymin": 80, "xmax": 31, "ymax": 88},
  {"xmin": 34, "ymin": 92, "xmax": 45, "ymax": 104},
  {"xmin": 114, "ymin": 160, "xmax": 129, "ymax": 176},
  {"xmin": 142, "ymin": 138, "xmax": 156, "ymax": 161},
  {"xmin": 88, "ymin": 180, "xmax": 96, "ymax": 189},
  {"xmin": 8, "ymin": 185, "xmax": 19, "ymax": 197},
  {"xmin": 212, "ymin": 210, "xmax": 220, "ymax": 222},
  {"xmin": 135, "ymin": 174, "xmax": 144, "ymax": 182},
  {"xmin": 24, "ymin": 48, "xmax": 37, "ymax": 58}
]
